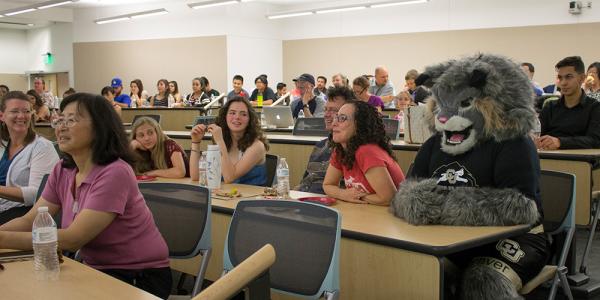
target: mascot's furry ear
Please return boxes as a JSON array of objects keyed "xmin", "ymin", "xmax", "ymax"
[
  {"xmin": 418, "ymin": 60, "xmax": 456, "ymax": 88},
  {"xmin": 469, "ymin": 69, "xmax": 488, "ymax": 89}
]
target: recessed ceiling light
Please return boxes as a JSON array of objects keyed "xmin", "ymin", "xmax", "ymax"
[
  {"xmin": 267, "ymin": 11, "xmax": 313, "ymax": 20},
  {"xmin": 370, "ymin": 0, "xmax": 427, "ymax": 8},
  {"xmin": 5, "ymin": 8, "xmax": 37, "ymax": 16},
  {"xmin": 315, "ymin": 6, "xmax": 366, "ymax": 14},
  {"xmin": 37, "ymin": 0, "xmax": 75, "ymax": 10},
  {"xmin": 188, "ymin": 0, "xmax": 240, "ymax": 10}
]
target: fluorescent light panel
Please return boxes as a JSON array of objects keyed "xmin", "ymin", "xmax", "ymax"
[
  {"xmin": 4, "ymin": 8, "xmax": 37, "ymax": 16},
  {"xmin": 370, "ymin": 0, "xmax": 427, "ymax": 8},
  {"xmin": 315, "ymin": 6, "xmax": 366, "ymax": 14},
  {"xmin": 95, "ymin": 8, "xmax": 168, "ymax": 25},
  {"xmin": 188, "ymin": 0, "xmax": 240, "ymax": 9},
  {"xmin": 267, "ymin": 11, "xmax": 313, "ymax": 19},
  {"xmin": 37, "ymin": 0, "xmax": 74, "ymax": 10}
]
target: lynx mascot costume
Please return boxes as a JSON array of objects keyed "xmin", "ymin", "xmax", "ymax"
[{"xmin": 391, "ymin": 54, "xmax": 550, "ymax": 300}]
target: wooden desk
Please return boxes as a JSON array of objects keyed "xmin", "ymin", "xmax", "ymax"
[
  {"xmin": 0, "ymin": 257, "xmax": 159, "ymax": 300},
  {"xmin": 185, "ymin": 124, "xmax": 293, "ymax": 135},
  {"xmin": 121, "ymin": 108, "xmax": 205, "ymax": 131},
  {"xmin": 160, "ymin": 179, "xmax": 529, "ymax": 300}
]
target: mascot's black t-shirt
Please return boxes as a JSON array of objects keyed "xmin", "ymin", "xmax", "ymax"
[{"xmin": 410, "ymin": 133, "xmax": 543, "ymax": 216}]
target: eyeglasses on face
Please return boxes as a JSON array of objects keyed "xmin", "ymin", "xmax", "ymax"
[
  {"xmin": 51, "ymin": 117, "xmax": 79, "ymax": 128},
  {"xmin": 333, "ymin": 114, "xmax": 351, "ymax": 123}
]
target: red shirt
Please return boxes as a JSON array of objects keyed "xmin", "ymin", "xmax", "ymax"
[{"xmin": 330, "ymin": 144, "xmax": 405, "ymax": 194}]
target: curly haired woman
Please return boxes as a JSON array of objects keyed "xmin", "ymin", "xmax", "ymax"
[
  {"xmin": 189, "ymin": 96, "xmax": 269, "ymax": 185},
  {"xmin": 323, "ymin": 101, "xmax": 404, "ymax": 205}
]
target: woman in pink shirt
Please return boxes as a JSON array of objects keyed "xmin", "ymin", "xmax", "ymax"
[
  {"xmin": 323, "ymin": 101, "xmax": 405, "ymax": 206},
  {"xmin": 0, "ymin": 93, "xmax": 171, "ymax": 299}
]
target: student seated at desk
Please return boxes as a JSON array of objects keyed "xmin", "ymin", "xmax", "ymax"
[
  {"xmin": 323, "ymin": 101, "xmax": 405, "ymax": 206},
  {"xmin": 190, "ymin": 96, "xmax": 269, "ymax": 185},
  {"xmin": 101, "ymin": 86, "xmax": 122, "ymax": 118},
  {"xmin": 149, "ymin": 79, "xmax": 174, "ymax": 108},
  {"xmin": 296, "ymin": 86, "xmax": 354, "ymax": 194},
  {"xmin": 537, "ymin": 56, "xmax": 600, "ymax": 150},
  {"xmin": 0, "ymin": 91, "xmax": 59, "ymax": 224},
  {"xmin": 0, "ymin": 93, "xmax": 171, "ymax": 299},
  {"xmin": 130, "ymin": 117, "xmax": 189, "ymax": 178},
  {"xmin": 26, "ymin": 89, "xmax": 51, "ymax": 122},
  {"xmin": 250, "ymin": 75, "xmax": 276, "ymax": 106}
]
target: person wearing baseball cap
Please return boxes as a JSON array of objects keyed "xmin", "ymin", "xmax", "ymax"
[
  {"xmin": 290, "ymin": 73, "xmax": 326, "ymax": 118},
  {"xmin": 111, "ymin": 77, "xmax": 131, "ymax": 108}
]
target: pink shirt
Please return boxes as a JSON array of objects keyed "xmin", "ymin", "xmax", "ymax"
[
  {"xmin": 330, "ymin": 144, "xmax": 405, "ymax": 194},
  {"xmin": 42, "ymin": 159, "xmax": 170, "ymax": 270}
]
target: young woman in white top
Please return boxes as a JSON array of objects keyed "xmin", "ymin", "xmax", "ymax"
[
  {"xmin": 169, "ymin": 80, "xmax": 183, "ymax": 107},
  {"xmin": 0, "ymin": 91, "xmax": 59, "ymax": 224}
]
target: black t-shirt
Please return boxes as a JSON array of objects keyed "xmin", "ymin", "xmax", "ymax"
[
  {"xmin": 250, "ymin": 87, "xmax": 276, "ymax": 102},
  {"xmin": 410, "ymin": 133, "xmax": 543, "ymax": 216}
]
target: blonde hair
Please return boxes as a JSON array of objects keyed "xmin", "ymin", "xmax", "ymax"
[{"xmin": 130, "ymin": 117, "xmax": 169, "ymax": 174}]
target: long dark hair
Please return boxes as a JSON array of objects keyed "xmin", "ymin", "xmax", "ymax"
[
  {"xmin": 130, "ymin": 79, "xmax": 144, "ymax": 98},
  {"xmin": 215, "ymin": 96, "xmax": 268, "ymax": 152},
  {"xmin": 26, "ymin": 89, "xmax": 44, "ymax": 109},
  {"xmin": 0, "ymin": 91, "xmax": 36, "ymax": 147},
  {"xmin": 332, "ymin": 101, "xmax": 394, "ymax": 169},
  {"xmin": 59, "ymin": 93, "xmax": 134, "ymax": 168}
]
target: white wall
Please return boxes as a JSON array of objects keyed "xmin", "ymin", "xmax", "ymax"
[
  {"xmin": 277, "ymin": 0, "xmax": 600, "ymax": 40},
  {"xmin": 26, "ymin": 22, "xmax": 74, "ymax": 86},
  {"xmin": 226, "ymin": 35, "xmax": 283, "ymax": 93},
  {"xmin": 0, "ymin": 29, "xmax": 27, "ymax": 74}
]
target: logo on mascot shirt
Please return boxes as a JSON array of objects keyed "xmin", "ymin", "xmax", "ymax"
[
  {"xmin": 496, "ymin": 239, "xmax": 525, "ymax": 263},
  {"xmin": 432, "ymin": 162, "xmax": 477, "ymax": 187}
]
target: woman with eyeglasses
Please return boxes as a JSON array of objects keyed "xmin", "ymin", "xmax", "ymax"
[
  {"xmin": 0, "ymin": 91, "xmax": 59, "ymax": 224},
  {"xmin": 323, "ymin": 101, "xmax": 404, "ymax": 206},
  {"xmin": 0, "ymin": 93, "xmax": 172, "ymax": 299},
  {"xmin": 189, "ymin": 96, "xmax": 269, "ymax": 186},
  {"xmin": 352, "ymin": 76, "xmax": 384, "ymax": 112}
]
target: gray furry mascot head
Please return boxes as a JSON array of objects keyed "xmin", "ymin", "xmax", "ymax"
[{"xmin": 391, "ymin": 54, "xmax": 545, "ymax": 300}]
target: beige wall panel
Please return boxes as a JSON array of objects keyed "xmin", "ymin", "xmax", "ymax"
[
  {"xmin": 73, "ymin": 36, "xmax": 227, "ymax": 96},
  {"xmin": 0, "ymin": 74, "xmax": 28, "ymax": 91},
  {"xmin": 283, "ymin": 22, "xmax": 600, "ymax": 90}
]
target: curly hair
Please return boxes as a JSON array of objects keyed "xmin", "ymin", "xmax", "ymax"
[
  {"xmin": 332, "ymin": 101, "xmax": 394, "ymax": 169},
  {"xmin": 215, "ymin": 96, "xmax": 269, "ymax": 152}
]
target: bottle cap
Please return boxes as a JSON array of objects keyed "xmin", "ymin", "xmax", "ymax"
[{"xmin": 37, "ymin": 206, "xmax": 49, "ymax": 213}]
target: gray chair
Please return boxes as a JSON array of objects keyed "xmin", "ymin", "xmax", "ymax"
[
  {"xmin": 382, "ymin": 118, "xmax": 401, "ymax": 140},
  {"xmin": 292, "ymin": 117, "xmax": 328, "ymax": 137},
  {"xmin": 36, "ymin": 174, "xmax": 49, "ymax": 203},
  {"xmin": 132, "ymin": 114, "xmax": 162, "ymax": 125},
  {"xmin": 223, "ymin": 200, "xmax": 341, "ymax": 300},
  {"xmin": 264, "ymin": 154, "xmax": 278, "ymax": 187},
  {"xmin": 138, "ymin": 183, "xmax": 212, "ymax": 297},
  {"xmin": 519, "ymin": 170, "xmax": 575, "ymax": 300}
]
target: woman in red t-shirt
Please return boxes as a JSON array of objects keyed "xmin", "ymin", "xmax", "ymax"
[
  {"xmin": 323, "ymin": 101, "xmax": 405, "ymax": 205},
  {"xmin": 130, "ymin": 117, "xmax": 189, "ymax": 178}
]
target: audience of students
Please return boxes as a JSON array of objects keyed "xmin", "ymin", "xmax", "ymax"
[
  {"xmin": 149, "ymin": 79, "xmax": 174, "ymax": 108},
  {"xmin": 185, "ymin": 77, "xmax": 205, "ymax": 107},
  {"xmin": 296, "ymin": 86, "xmax": 354, "ymax": 194},
  {"xmin": 323, "ymin": 100, "xmax": 405, "ymax": 205},
  {"xmin": 369, "ymin": 66, "xmax": 395, "ymax": 107},
  {"xmin": 227, "ymin": 75, "xmax": 249, "ymax": 100},
  {"xmin": 26, "ymin": 90, "xmax": 51, "ymax": 122},
  {"xmin": 130, "ymin": 117, "xmax": 189, "ymax": 178},
  {"xmin": 584, "ymin": 62, "xmax": 600, "ymax": 101},
  {"xmin": 290, "ymin": 73, "xmax": 326, "ymax": 118},
  {"xmin": 169, "ymin": 80, "xmax": 183, "ymax": 106},
  {"xmin": 0, "ymin": 91, "xmax": 59, "ymax": 224},
  {"xmin": 190, "ymin": 96, "xmax": 268, "ymax": 185},
  {"xmin": 0, "ymin": 93, "xmax": 172, "ymax": 299},
  {"xmin": 198, "ymin": 77, "xmax": 220, "ymax": 105},
  {"xmin": 537, "ymin": 56, "xmax": 600, "ymax": 150},
  {"xmin": 110, "ymin": 77, "xmax": 131, "ymax": 108},
  {"xmin": 130, "ymin": 79, "xmax": 149, "ymax": 108},
  {"xmin": 250, "ymin": 75, "xmax": 276, "ymax": 106},
  {"xmin": 353, "ymin": 76, "xmax": 384, "ymax": 112},
  {"xmin": 314, "ymin": 76, "xmax": 328, "ymax": 98},
  {"xmin": 392, "ymin": 90, "xmax": 413, "ymax": 120},
  {"xmin": 521, "ymin": 62, "xmax": 544, "ymax": 96},
  {"xmin": 101, "ymin": 86, "xmax": 122, "ymax": 117}
]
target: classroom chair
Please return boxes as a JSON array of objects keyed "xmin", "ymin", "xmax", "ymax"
[
  {"xmin": 519, "ymin": 170, "xmax": 575, "ymax": 300},
  {"xmin": 193, "ymin": 244, "xmax": 276, "ymax": 300},
  {"xmin": 382, "ymin": 118, "xmax": 401, "ymax": 140},
  {"xmin": 223, "ymin": 200, "xmax": 341, "ymax": 300},
  {"xmin": 292, "ymin": 117, "xmax": 328, "ymax": 137},
  {"xmin": 264, "ymin": 154, "xmax": 278, "ymax": 187},
  {"xmin": 138, "ymin": 183, "xmax": 212, "ymax": 297}
]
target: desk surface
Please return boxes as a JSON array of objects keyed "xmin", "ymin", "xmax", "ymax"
[
  {"xmin": 156, "ymin": 178, "xmax": 529, "ymax": 257},
  {"xmin": 0, "ymin": 256, "xmax": 159, "ymax": 300}
]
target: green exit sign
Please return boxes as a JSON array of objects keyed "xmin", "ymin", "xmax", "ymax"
[{"xmin": 44, "ymin": 52, "xmax": 54, "ymax": 65}]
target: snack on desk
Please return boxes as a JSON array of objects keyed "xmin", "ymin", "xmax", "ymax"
[
  {"xmin": 263, "ymin": 187, "xmax": 278, "ymax": 197},
  {"xmin": 215, "ymin": 188, "xmax": 242, "ymax": 198}
]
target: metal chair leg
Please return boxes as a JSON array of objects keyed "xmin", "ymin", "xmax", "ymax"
[
  {"xmin": 558, "ymin": 268, "xmax": 574, "ymax": 300},
  {"xmin": 191, "ymin": 248, "xmax": 212, "ymax": 296},
  {"xmin": 580, "ymin": 197, "xmax": 600, "ymax": 274}
]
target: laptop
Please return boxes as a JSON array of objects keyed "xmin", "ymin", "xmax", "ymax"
[{"xmin": 263, "ymin": 106, "xmax": 294, "ymax": 128}]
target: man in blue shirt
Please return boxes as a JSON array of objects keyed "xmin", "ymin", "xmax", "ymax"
[{"xmin": 111, "ymin": 77, "xmax": 131, "ymax": 108}]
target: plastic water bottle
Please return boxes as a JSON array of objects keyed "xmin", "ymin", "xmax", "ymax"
[
  {"xmin": 206, "ymin": 145, "xmax": 222, "ymax": 190},
  {"xmin": 32, "ymin": 206, "xmax": 59, "ymax": 281},
  {"xmin": 198, "ymin": 152, "xmax": 208, "ymax": 187},
  {"xmin": 277, "ymin": 158, "xmax": 290, "ymax": 199}
]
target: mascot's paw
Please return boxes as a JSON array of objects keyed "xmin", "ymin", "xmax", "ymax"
[
  {"xmin": 441, "ymin": 187, "xmax": 539, "ymax": 226},
  {"xmin": 460, "ymin": 257, "xmax": 523, "ymax": 300},
  {"xmin": 390, "ymin": 179, "xmax": 445, "ymax": 225}
]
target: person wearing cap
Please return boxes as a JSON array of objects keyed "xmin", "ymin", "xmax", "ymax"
[
  {"xmin": 111, "ymin": 77, "xmax": 132, "ymax": 108},
  {"xmin": 290, "ymin": 73, "xmax": 326, "ymax": 119},
  {"xmin": 369, "ymin": 66, "xmax": 396, "ymax": 108}
]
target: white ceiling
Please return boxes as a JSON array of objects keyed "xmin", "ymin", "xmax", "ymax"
[{"xmin": 2, "ymin": 0, "xmax": 330, "ymax": 8}]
